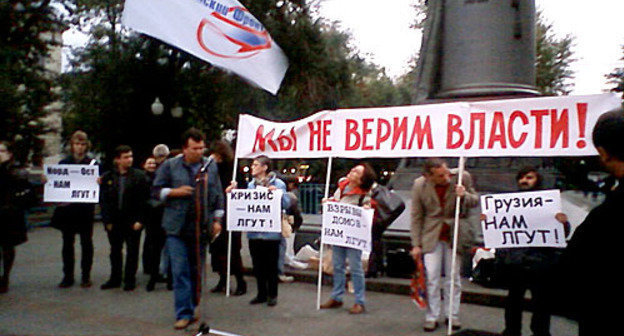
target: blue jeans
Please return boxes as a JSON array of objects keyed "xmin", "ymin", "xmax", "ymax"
[
  {"xmin": 166, "ymin": 235, "xmax": 205, "ymax": 320},
  {"xmin": 330, "ymin": 246, "xmax": 365, "ymax": 306},
  {"xmin": 278, "ymin": 237, "xmax": 286, "ymax": 275}
]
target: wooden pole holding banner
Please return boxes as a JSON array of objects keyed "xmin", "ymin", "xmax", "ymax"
[
  {"xmin": 316, "ymin": 156, "xmax": 333, "ymax": 310},
  {"xmin": 447, "ymin": 156, "xmax": 465, "ymax": 335},
  {"xmin": 225, "ymin": 156, "xmax": 238, "ymax": 298}
]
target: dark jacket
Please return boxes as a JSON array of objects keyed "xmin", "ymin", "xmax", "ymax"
[
  {"xmin": 152, "ymin": 155, "xmax": 224, "ymax": 238},
  {"xmin": 557, "ymin": 180, "xmax": 623, "ymax": 335},
  {"xmin": 0, "ymin": 161, "xmax": 34, "ymax": 246},
  {"xmin": 100, "ymin": 167, "xmax": 150, "ymax": 227}
]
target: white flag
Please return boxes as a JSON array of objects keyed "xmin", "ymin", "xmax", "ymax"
[{"xmin": 122, "ymin": 0, "xmax": 289, "ymax": 95}]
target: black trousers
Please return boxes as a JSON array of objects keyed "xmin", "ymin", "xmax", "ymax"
[
  {"xmin": 106, "ymin": 226, "xmax": 142, "ymax": 285},
  {"xmin": 210, "ymin": 231, "xmax": 244, "ymax": 276},
  {"xmin": 61, "ymin": 225, "xmax": 94, "ymax": 281},
  {"xmin": 367, "ymin": 228, "xmax": 385, "ymax": 275},
  {"xmin": 143, "ymin": 221, "xmax": 166, "ymax": 280},
  {"xmin": 142, "ymin": 207, "xmax": 165, "ymax": 277},
  {"xmin": 248, "ymin": 239, "xmax": 280, "ymax": 299},
  {"xmin": 503, "ymin": 265, "xmax": 552, "ymax": 336}
]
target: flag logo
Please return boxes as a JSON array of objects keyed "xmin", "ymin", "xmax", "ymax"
[{"xmin": 197, "ymin": 6, "xmax": 272, "ymax": 59}]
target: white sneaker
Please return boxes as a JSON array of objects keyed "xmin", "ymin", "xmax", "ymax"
[
  {"xmin": 287, "ymin": 260, "xmax": 309, "ymax": 270},
  {"xmin": 423, "ymin": 320, "xmax": 438, "ymax": 332},
  {"xmin": 278, "ymin": 275, "xmax": 294, "ymax": 283}
]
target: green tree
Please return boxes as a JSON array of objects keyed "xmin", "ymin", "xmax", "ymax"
[
  {"xmin": 535, "ymin": 12, "xmax": 576, "ymax": 96},
  {"xmin": 1, "ymin": 0, "xmax": 65, "ymax": 164},
  {"xmin": 61, "ymin": 0, "xmax": 215, "ymax": 158},
  {"xmin": 396, "ymin": 8, "xmax": 577, "ymax": 100},
  {"xmin": 60, "ymin": 0, "xmax": 405, "ymax": 163},
  {"xmin": 606, "ymin": 45, "xmax": 624, "ymax": 98}
]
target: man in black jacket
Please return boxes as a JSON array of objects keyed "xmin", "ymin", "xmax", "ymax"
[
  {"xmin": 496, "ymin": 167, "xmax": 570, "ymax": 336},
  {"xmin": 559, "ymin": 107, "xmax": 624, "ymax": 335},
  {"xmin": 100, "ymin": 145, "xmax": 150, "ymax": 291},
  {"xmin": 55, "ymin": 131, "xmax": 98, "ymax": 288}
]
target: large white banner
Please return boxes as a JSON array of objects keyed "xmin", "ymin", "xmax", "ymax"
[
  {"xmin": 480, "ymin": 190, "xmax": 566, "ymax": 248},
  {"xmin": 43, "ymin": 165, "xmax": 100, "ymax": 203},
  {"xmin": 235, "ymin": 93, "xmax": 621, "ymax": 158},
  {"xmin": 321, "ymin": 202, "xmax": 374, "ymax": 252},
  {"xmin": 122, "ymin": 0, "xmax": 288, "ymax": 95},
  {"xmin": 226, "ymin": 188, "xmax": 282, "ymax": 233}
]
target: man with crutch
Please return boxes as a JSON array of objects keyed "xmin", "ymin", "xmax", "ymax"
[{"xmin": 152, "ymin": 128, "xmax": 224, "ymax": 330}]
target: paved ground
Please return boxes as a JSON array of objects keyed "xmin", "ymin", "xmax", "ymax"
[{"xmin": 0, "ymin": 227, "xmax": 578, "ymax": 336}]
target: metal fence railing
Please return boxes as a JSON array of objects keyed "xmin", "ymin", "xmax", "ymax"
[{"xmin": 297, "ymin": 183, "xmax": 334, "ymax": 214}]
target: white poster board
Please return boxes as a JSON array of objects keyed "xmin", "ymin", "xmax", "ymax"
[
  {"xmin": 321, "ymin": 202, "xmax": 374, "ymax": 252},
  {"xmin": 480, "ymin": 189, "xmax": 566, "ymax": 248},
  {"xmin": 43, "ymin": 164, "xmax": 100, "ymax": 203},
  {"xmin": 227, "ymin": 188, "xmax": 283, "ymax": 233}
]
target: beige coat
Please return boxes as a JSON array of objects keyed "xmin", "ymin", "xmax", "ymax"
[{"xmin": 410, "ymin": 171, "xmax": 479, "ymax": 254}]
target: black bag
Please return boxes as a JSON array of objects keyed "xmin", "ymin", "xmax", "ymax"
[
  {"xmin": 471, "ymin": 258, "xmax": 503, "ymax": 288},
  {"xmin": 285, "ymin": 192, "xmax": 303, "ymax": 231},
  {"xmin": 385, "ymin": 248, "xmax": 415, "ymax": 279},
  {"xmin": 371, "ymin": 185, "xmax": 405, "ymax": 231}
]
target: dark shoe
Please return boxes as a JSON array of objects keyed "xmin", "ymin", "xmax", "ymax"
[
  {"xmin": 320, "ymin": 298, "xmax": 343, "ymax": 309},
  {"xmin": 58, "ymin": 277, "xmax": 74, "ymax": 288},
  {"xmin": 267, "ymin": 297, "xmax": 277, "ymax": 307},
  {"xmin": 166, "ymin": 278, "xmax": 173, "ymax": 290},
  {"xmin": 233, "ymin": 279, "xmax": 247, "ymax": 296},
  {"xmin": 249, "ymin": 296, "xmax": 267, "ymax": 305},
  {"xmin": 100, "ymin": 280, "xmax": 121, "ymax": 290},
  {"xmin": 423, "ymin": 320, "xmax": 439, "ymax": 332},
  {"xmin": 0, "ymin": 277, "xmax": 8, "ymax": 293},
  {"xmin": 349, "ymin": 303, "xmax": 365, "ymax": 314},
  {"xmin": 80, "ymin": 279, "xmax": 92, "ymax": 288},
  {"xmin": 445, "ymin": 318, "xmax": 462, "ymax": 331},
  {"xmin": 123, "ymin": 283, "xmax": 136, "ymax": 291},
  {"xmin": 210, "ymin": 283, "xmax": 225, "ymax": 293},
  {"xmin": 146, "ymin": 280, "xmax": 156, "ymax": 292}
]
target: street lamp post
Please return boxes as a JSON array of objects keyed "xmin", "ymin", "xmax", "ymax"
[
  {"xmin": 151, "ymin": 97, "xmax": 164, "ymax": 115},
  {"xmin": 151, "ymin": 97, "xmax": 183, "ymax": 118}
]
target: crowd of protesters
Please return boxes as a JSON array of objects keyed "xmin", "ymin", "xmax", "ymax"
[{"xmin": 1, "ymin": 106, "xmax": 622, "ymax": 335}]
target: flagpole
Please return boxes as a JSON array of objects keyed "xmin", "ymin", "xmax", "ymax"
[
  {"xmin": 447, "ymin": 156, "xmax": 465, "ymax": 335},
  {"xmin": 225, "ymin": 156, "xmax": 238, "ymax": 298},
  {"xmin": 316, "ymin": 156, "xmax": 333, "ymax": 310}
]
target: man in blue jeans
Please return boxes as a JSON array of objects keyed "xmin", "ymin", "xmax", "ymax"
[{"xmin": 152, "ymin": 128, "xmax": 224, "ymax": 330}]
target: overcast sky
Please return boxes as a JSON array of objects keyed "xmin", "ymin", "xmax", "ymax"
[
  {"xmin": 63, "ymin": 1, "xmax": 624, "ymax": 95},
  {"xmin": 317, "ymin": 0, "xmax": 624, "ymax": 95}
]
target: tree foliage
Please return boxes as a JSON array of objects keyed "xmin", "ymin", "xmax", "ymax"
[
  {"xmin": 59, "ymin": 0, "xmax": 581, "ymax": 167},
  {"xmin": 535, "ymin": 11, "xmax": 576, "ymax": 96},
  {"xmin": 606, "ymin": 45, "xmax": 624, "ymax": 98},
  {"xmin": 1, "ymin": 0, "xmax": 65, "ymax": 164},
  {"xmin": 59, "ymin": 0, "xmax": 406, "ymax": 161}
]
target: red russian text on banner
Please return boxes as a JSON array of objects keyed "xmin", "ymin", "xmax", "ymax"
[
  {"xmin": 330, "ymin": 103, "xmax": 470, "ymax": 158},
  {"xmin": 462, "ymin": 93, "xmax": 621, "ymax": 157},
  {"xmin": 235, "ymin": 111, "xmax": 333, "ymax": 159},
  {"xmin": 235, "ymin": 103, "xmax": 471, "ymax": 159},
  {"xmin": 235, "ymin": 93, "xmax": 622, "ymax": 158}
]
